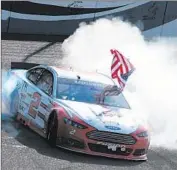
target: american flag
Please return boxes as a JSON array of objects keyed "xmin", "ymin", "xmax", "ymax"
[{"xmin": 110, "ymin": 49, "xmax": 135, "ymax": 90}]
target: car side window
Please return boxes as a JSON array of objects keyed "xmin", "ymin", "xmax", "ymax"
[
  {"xmin": 36, "ymin": 70, "xmax": 54, "ymax": 96},
  {"xmin": 26, "ymin": 68, "xmax": 44, "ymax": 84}
]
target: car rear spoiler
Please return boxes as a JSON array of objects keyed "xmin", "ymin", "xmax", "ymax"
[{"xmin": 11, "ymin": 62, "xmax": 40, "ymax": 70}]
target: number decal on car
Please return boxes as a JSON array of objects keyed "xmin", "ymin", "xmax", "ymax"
[{"xmin": 28, "ymin": 92, "xmax": 41, "ymax": 118}]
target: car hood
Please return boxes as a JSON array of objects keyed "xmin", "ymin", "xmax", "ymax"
[{"xmin": 56, "ymin": 99, "xmax": 144, "ymax": 134}]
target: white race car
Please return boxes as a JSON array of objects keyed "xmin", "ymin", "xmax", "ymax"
[{"xmin": 2, "ymin": 62, "xmax": 150, "ymax": 160}]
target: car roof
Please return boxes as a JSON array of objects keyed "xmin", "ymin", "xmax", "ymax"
[{"xmin": 51, "ymin": 66, "xmax": 115, "ymax": 85}]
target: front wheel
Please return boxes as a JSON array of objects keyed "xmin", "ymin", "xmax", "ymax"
[{"xmin": 46, "ymin": 112, "xmax": 58, "ymax": 147}]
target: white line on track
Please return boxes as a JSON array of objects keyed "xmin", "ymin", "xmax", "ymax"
[
  {"xmin": 2, "ymin": 144, "xmax": 27, "ymax": 148},
  {"xmin": 2, "ymin": 136, "xmax": 14, "ymax": 139}
]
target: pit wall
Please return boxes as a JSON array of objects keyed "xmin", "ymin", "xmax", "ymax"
[{"xmin": 1, "ymin": 0, "xmax": 177, "ymax": 38}]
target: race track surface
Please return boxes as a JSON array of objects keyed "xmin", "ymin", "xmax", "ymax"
[{"xmin": 1, "ymin": 39, "xmax": 177, "ymax": 170}]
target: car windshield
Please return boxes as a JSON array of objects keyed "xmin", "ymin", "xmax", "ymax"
[{"xmin": 57, "ymin": 78, "xmax": 130, "ymax": 109}]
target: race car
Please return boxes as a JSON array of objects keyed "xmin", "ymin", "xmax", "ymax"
[{"xmin": 3, "ymin": 62, "xmax": 150, "ymax": 161}]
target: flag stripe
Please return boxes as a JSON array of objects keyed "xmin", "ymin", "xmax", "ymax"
[
  {"xmin": 111, "ymin": 61, "xmax": 121, "ymax": 76},
  {"xmin": 110, "ymin": 48, "xmax": 135, "ymax": 90},
  {"xmin": 116, "ymin": 51, "xmax": 126, "ymax": 74},
  {"xmin": 111, "ymin": 56, "xmax": 119, "ymax": 70},
  {"xmin": 119, "ymin": 52, "xmax": 129, "ymax": 73}
]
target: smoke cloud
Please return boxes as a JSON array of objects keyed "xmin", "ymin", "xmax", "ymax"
[
  {"xmin": 61, "ymin": 18, "xmax": 177, "ymax": 149},
  {"xmin": 1, "ymin": 69, "xmax": 20, "ymax": 137}
]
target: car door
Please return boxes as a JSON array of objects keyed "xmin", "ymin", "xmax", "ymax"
[
  {"xmin": 19, "ymin": 67, "xmax": 44, "ymax": 122},
  {"xmin": 34, "ymin": 69, "xmax": 55, "ymax": 132},
  {"xmin": 22, "ymin": 67, "xmax": 55, "ymax": 134}
]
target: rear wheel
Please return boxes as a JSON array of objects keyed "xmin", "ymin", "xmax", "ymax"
[
  {"xmin": 47, "ymin": 112, "xmax": 58, "ymax": 147},
  {"xmin": 10, "ymin": 92, "xmax": 19, "ymax": 119}
]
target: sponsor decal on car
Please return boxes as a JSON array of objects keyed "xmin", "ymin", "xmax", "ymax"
[
  {"xmin": 40, "ymin": 102, "xmax": 49, "ymax": 111},
  {"xmin": 22, "ymin": 82, "xmax": 28, "ymax": 92},
  {"xmin": 21, "ymin": 101, "xmax": 29, "ymax": 107},
  {"xmin": 19, "ymin": 104, "xmax": 25, "ymax": 112},
  {"xmin": 28, "ymin": 92, "xmax": 41, "ymax": 119},
  {"xmin": 16, "ymin": 81, "xmax": 22, "ymax": 89},
  {"xmin": 20, "ymin": 93, "xmax": 26, "ymax": 99},
  {"xmin": 38, "ymin": 111, "xmax": 46, "ymax": 121},
  {"xmin": 69, "ymin": 129, "xmax": 76, "ymax": 135},
  {"xmin": 27, "ymin": 93, "xmax": 32, "ymax": 97},
  {"xmin": 97, "ymin": 141, "xmax": 126, "ymax": 151},
  {"xmin": 105, "ymin": 125, "xmax": 121, "ymax": 131}
]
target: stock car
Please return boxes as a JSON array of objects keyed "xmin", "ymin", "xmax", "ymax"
[{"xmin": 4, "ymin": 62, "xmax": 150, "ymax": 160}]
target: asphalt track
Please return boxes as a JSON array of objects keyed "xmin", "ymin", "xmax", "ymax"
[{"xmin": 1, "ymin": 38, "xmax": 177, "ymax": 170}]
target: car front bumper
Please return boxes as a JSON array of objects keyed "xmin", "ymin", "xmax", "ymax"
[{"xmin": 56, "ymin": 122, "xmax": 150, "ymax": 160}]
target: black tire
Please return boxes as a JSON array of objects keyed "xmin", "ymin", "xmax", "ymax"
[
  {"xmin": 47, "ymin": 112, "xmax": 58, "ymax": 147},
  {"xmin": 10, "ymin": 92, "xmax": 19, "ymax": 119}
]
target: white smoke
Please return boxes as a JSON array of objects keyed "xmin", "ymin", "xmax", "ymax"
[
  {"xmin": 2, "ymin": 70, "xmax": 18, "ymax": 116},
  {"xmin": 1, "ymin": 69, "xmax": 21, "ymax": 137},
  {"xmin": 61, "ymin": 18, "xmax": 177, "ymax": 149}
]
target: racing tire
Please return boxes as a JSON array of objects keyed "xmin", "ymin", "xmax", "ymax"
[
  {"xmin": 10, "ymin": 91, "xmax": 19, "ymax": 119},
  {"xmin": 47, "ymin": 112, "xmax": 58, "ymax": 147}
]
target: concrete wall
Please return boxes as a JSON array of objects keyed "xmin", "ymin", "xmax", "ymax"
[{"xmin": 1, "ymin": 0, "xmax": 177, "ymax": 38}]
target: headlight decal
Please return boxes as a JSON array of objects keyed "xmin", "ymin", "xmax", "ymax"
[
  {"xmin": 137, "ymin": 131, "xmax": 148, "ymax": 137},
  {"xmin": 63, "ymin": 118, "xmax": 87, "ymax": 129}
]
